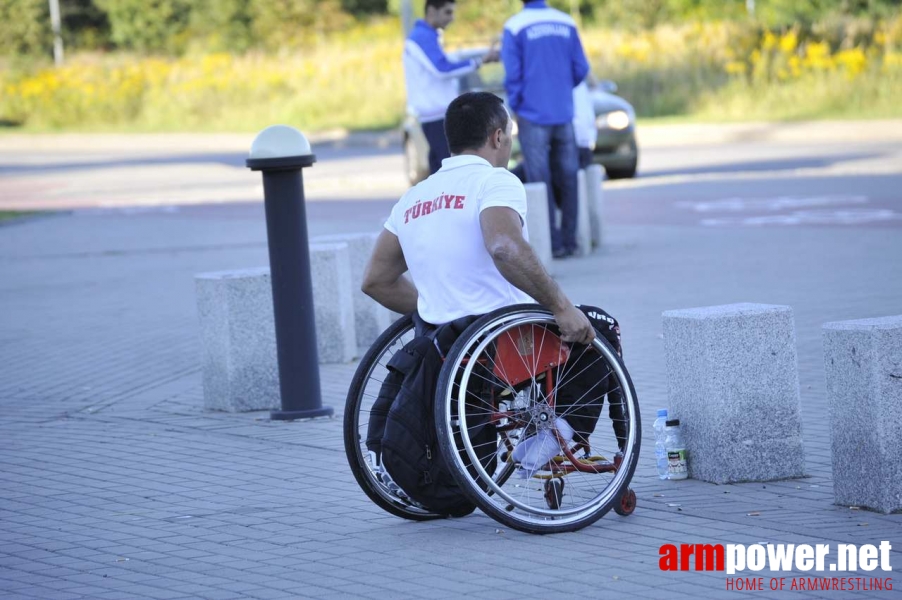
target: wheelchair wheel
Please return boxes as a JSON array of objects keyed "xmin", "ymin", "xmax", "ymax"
[
  {"xmin": 434, "ymin": 304, "xmax": 641, "ymax": 534},
  {"xmin": 343, "ymin": 314, "xmax": 443, "ymax": 521}
]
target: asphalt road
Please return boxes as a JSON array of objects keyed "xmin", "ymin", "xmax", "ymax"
[
  {"xmin": 605, "ymin": 139, "xmax": 902, "ymax": 229},
  {"xmin": 1, "ymin": 122, "xmax": 900, "ymax": 232}
]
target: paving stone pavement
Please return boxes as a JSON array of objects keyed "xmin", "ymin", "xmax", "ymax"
[{"xmin": 1, "ymin": 204, "xmax": 901, "ymax": 600}]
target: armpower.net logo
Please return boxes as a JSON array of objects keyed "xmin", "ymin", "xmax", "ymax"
[{"xmin": 659, "ymin": 541, "xmax": 894, "ymax": 592}]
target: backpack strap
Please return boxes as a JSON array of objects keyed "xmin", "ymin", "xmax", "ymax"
[
  {"xmin": 431, "ymin": 314, "xmax": 482, "ymax": 358},
  {"xmin": 385, "ymin": 340, "xmax": 426, "ymax": 376}
]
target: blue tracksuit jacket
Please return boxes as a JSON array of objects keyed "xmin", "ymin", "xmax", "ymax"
[
  {"xmin": 502, "ymin": 1, "xmax": 589, "ymax": 125},
  {"xmin": 404, "ymin": 19, "xmax": 480, "ymax": 123}
]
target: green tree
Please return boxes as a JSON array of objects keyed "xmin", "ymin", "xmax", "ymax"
[
  {"xmin": 188, "ymin": 0, "xmax": 254, "ymax": 52},
  {"xmin": 0, "ymin": 0, "xmax": 50, "ymax": 56},
  {"xmin": 96, "ymin": 0, "xmax": 192, "ymax": 53},
  {"xmin": 341, "ymin": 0, "xmax": 389, "ymax": 15},
  {"xmin": 63, "ymin": 0, "xmax": 112, "ymax": 51},
  {"xmin": 250, "ymin": 0, "xmax": 350, "ymax": 50},
  {"xmin": 599, "ymin": 0, "xmax": 672, "ymax": 28}
]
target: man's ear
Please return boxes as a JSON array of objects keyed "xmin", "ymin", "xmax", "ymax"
[{"xmin": 493, "ymin": 128, "xmax": 503, "ymax": 148}]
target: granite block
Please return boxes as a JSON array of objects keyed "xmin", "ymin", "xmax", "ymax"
[
  {"xmin": 195, "ymin": 244, "xmax": 357, "ymax": 412},
  {"xmin": 823, "ymin": 315, "xmax": 902, "ymax": 514},
  {"xmin": 662, "ymin": 303, "xmax": 806, "ymax": 483},
  {"xmin": 196, "ymin": 268, "xmax": 279, "ymax": 412},
  {"xmin": 524, "ymin": 182, "xmax": 553, "ymax": 275},
  {"xmin": 311, "ymin": 232, "xmax": 389, "ymax": 347},
  {"xmin": 309, "ymin": 242, "xmax": 357, "ymax": 364}
]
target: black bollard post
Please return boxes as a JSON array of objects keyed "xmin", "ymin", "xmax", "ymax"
[{"xmin": 246, "ymin": 126, "xmax": 333, "ymax": 421}]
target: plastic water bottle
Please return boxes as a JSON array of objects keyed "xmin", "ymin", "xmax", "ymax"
[
  {"xmin": 653, "ymin": 408, "xmax": 669, "ymax": 480},
  {"xmin": 664, "ymin": 419, "xmax": 689, "ymax": 480}
]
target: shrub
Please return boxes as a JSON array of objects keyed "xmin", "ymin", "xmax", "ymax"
[{"xmin": 0, "ymin": 0, "xmax": 50, "ymax": 57}]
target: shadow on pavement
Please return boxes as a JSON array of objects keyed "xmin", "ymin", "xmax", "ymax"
[
  {"xmin": 0, "ymin": 143, "xmax": 399, "ymax": 175},
  {"xmin": 637, "ymin": 152, "xmax": 884, "ymax": 179}
]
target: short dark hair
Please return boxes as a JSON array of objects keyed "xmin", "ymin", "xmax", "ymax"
[
  {"xmin": 425, "ymin": 0, "xmax": 454, "ymax": 11},
  {"xmin": 444, "ymin": 92, "xmax": 509, "ymax": 154}
]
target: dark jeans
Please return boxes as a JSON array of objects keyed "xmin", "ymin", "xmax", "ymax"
[
  {"xmin": 518, "ymin": 119, "xmax": 580, "ymax": 253},
  {"xmin": 578, "ymin": 147, "xmax": 594, "ymax": 170},
  {"xmin": 422, "ymin": 119, "xmax": 450, "ymax": 175}
]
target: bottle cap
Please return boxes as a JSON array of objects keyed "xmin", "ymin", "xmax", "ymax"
[
  {"xmin": 665, "ymin": 419, "xmax": 680, "ymax": 427},
  {"xmin": 657, "ymin": 409, "xmax": 668, "ymax": 417}
]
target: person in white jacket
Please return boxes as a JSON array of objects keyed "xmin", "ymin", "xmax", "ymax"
[{"xmin": 403, "ymin": 0, "xmax": 499, "ymax": 174}]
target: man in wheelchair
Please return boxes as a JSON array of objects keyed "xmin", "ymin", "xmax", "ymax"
[
  {"xmin": 361, "ymin": 91, "xmax": 593, "ymax": 345},
  {"xmin": 353, "ymin": 92, "xmax": 637, "ymax": 529}
]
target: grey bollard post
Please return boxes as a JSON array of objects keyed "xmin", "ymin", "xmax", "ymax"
[
  {"xmin": 586, "ymin": 165, "xmax": 604, "ymax": 248},
  {"xmin": 246, "ymin": 125, "xmax": 333, "ymax": 421},
  {"xmin": 575, "ymin": 169, "xmax": 592, "ymax": 256},
  {"xmin": 524, "ymin": 182, "xmax": 554, "ymax": 275}
]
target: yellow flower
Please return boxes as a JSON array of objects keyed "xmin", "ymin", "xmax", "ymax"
[
  {"xmin": 788, "ymin": 55, "xmax": 802, "ymax": 78},
  {"xmin": 836, "ymin": 48, "xmax": 867, "ymax": 78},
  {"xmin": 779, "ymin": 31, "xmax": 798, "ymax": 54},
  {"xmin": 725, "ymin": 61, "xmax": 747, "ymax": 75},
  {"xmin": 804, "ymin": 41, "xmax": 834, "ymax": 70}
]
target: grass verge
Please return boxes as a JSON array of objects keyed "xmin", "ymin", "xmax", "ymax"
[
  {"xmin": 1, "ymin": 17, "xmax": 900, "ymax": 132},
  {"xmin": 0, "ymin": 211, "xmax": 27, "ymax": 223}
]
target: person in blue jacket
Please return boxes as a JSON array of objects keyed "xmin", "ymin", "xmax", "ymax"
[
  {"xmin": 404, "ymin": 0, "xmax": 499, "ymax": 175},
  {"xmin": 502, "ymin": 0, "xmax": 589, "ymax": 258}
]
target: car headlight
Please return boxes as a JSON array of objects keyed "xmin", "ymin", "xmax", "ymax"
[{"xmin": 597, "ymin": 110, "xmax": 631, "ymax": 131}]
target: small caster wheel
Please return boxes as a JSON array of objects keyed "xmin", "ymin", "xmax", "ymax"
[
  {"xmin": 614, "ymin": 488, "xmax": 636, "ymax": 516},
  {"xmin": 544, "ymin": 477, "xmax": 565, "ymax": 509}
]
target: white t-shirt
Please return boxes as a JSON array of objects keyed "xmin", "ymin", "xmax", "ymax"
[{"xmin": 384, "ymin": 155, "xmax": 535, "ymax": 324}]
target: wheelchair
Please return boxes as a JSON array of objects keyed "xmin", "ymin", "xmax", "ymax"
[{"xmin": 344, "ymin": 304, "xmax": 640, "ymax": 534}]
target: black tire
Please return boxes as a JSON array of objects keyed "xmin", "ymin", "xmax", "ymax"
[
  {"xmin": 434, "ymin": 304, "xmax": 641, "ymax": 534},
  {"xmin": 613, "ymin": 488, "xmax": 637, "ymax": 516},
  {"xmin": 605, "ymin": 142, "xmax": 638, "ymax": 179},
  {"xmin": 343, "ymin": 315, "xmax": 443, "ymax": 521}
]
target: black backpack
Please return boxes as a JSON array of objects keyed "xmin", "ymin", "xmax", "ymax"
[{"xmin": 367, "ymin": 315, "xmax": 491, "ymax": 517}]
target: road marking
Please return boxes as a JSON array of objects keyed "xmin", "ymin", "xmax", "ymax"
[
  {"xmin": 605, "ymin": 161, "xmax": 902, "ymax": 189},
  {"xmin": 700, "ymin": 209, "xmax": 902, "ymax": 227},
  {"xmin": 676, "ymin": 195, "xmax": 868, "ymax": 213}
]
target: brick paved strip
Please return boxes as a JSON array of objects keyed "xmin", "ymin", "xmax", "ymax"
[{"xmin": 2, "ymin": 201, "xmax": 901, "ymax": 599}]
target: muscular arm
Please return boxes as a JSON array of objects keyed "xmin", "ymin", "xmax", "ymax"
[
  {"xmin": 480, "ymin": 207, "xmax": 594, "ymax": 344},
  {"xmin": 360, "ymin": 229, "xmax": 418, "ymax": 314}
]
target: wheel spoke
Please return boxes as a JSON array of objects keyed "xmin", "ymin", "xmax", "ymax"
[{"xmin": 438, "ymin": 308, "xmax": 640, "ymax": 533}]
